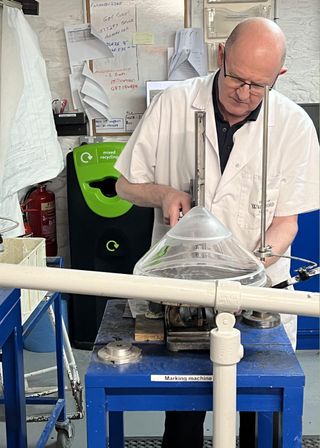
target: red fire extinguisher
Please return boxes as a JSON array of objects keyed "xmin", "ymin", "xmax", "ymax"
[{"xmin": 25, "ymin": 183, "xmax": 58, "ymax": 256}]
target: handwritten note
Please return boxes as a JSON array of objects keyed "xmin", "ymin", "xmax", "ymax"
[
  {"xmin": 125, "ymin": 112, "xmax": 144, "ymax": 132},
  {"xmin": 90, "ymin": 0, "xmax": 136, "ymax": 47},
  {"xmin": 92, "ymin": 47, "xmax": 139, "ymax": 94},
  {"xmin": 107, "ymin": 39, "xmax": 136, "ymax": 54}
]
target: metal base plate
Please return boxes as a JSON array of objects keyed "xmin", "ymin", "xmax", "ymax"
[{"xmin": 166, "ymin": 330, "xmax": 211, "ymax": 351}]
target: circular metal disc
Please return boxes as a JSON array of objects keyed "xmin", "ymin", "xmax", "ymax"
[{"xmin": 97, "ymin": 341, "xmax": 141, "ymax": 364}]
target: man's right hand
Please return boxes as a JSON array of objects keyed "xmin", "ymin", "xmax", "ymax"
[
  {"xmin": 161, "ymin": 188, "xmax": 192, "ymax": 227},
  {"xmin": 116, "ymin": 176, "xmax": 192, "ymax": 227}
]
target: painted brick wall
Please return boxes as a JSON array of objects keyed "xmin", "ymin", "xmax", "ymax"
[{"xmin": 277, "ymin": 0, "xmax": 320, "ymax": 102}]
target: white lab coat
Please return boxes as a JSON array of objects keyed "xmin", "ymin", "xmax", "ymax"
[{"xmin": 115, "ymin": 73, "xmax": 320, "ymax": 347}]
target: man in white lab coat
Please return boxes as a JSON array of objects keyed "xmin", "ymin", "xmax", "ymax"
[{"xmin": 115, "ymin": 17, "xmax": 319, "ymax": 448}]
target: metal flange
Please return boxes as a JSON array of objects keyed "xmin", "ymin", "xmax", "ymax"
[
  {"xmin": 242, "ymin": 310, "xmax": 281, "ymax": 329},
  {"xmin": 97, "ymin": 341, "xmax": 141, "ymax": 365}
]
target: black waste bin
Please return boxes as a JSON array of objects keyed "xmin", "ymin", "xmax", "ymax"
[{"xmin": 67, "ymin": 142, "xmax": 154, "ymax": 349}]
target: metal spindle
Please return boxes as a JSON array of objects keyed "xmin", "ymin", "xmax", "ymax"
[
  {"xmin": 194, "ymin": 111, "xmax": 206, "ymax": 208},
  {"xmin": 258, "ymin": 86, "xmax": 270, "ymax": 260}
]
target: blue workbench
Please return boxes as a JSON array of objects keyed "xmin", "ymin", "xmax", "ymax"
[
  {"xmin": 0, "ymin": 257, "xmax": 73, "ymax": 447},
  {"xmin": 0, "ymin": 288, "xmax": 27, "ymax": 448},
  {"xmin": 85, "ymin": 300, "xmax": 305, "ymax": 448}
]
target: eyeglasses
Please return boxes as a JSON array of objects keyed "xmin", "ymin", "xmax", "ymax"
[{"xmin": 223, "ymin": 51, "xmax": 276, "ymax": 96}]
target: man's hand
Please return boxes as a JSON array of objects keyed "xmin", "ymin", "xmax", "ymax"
[
  {"xmin": 116, "ymin": 176, "xmax": 192, "ymax": 226},
  {"xmin": 161, "ymin": 189, "xmax": 192, "ymax": 226}
]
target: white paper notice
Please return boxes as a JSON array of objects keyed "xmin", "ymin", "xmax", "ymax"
[
  {"xmin": 82, "ymin": 95, "xmax": 112, "ymax": 121},
  {"xmin": 80, "ymin": 61, "xmax": 113, "ymax": 121},
  {"xmin": 169, "ymin": 28, "xmax": 207, "ymax": 81},
  {"xmin": 81, "ymin": 77, "xmax": 110, "ymax": 107},
  {"xmin": 64, "ymin": 23, "xmax": 113, "ymax": 69},
  {"xmin": 69, "ymin": 70, "xmax": 85, "ymax": 111}
]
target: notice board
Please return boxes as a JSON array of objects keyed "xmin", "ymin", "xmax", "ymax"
[{"xmin": 85, "ymin": 0, "xmax": 184, "ymax": 135}]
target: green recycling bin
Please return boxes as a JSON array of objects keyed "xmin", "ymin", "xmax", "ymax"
[{"xmin": 67, "ymin": 142, "xmax": 154, "ymax": 349}]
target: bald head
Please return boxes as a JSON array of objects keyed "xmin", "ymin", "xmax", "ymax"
[
  {"xmin": 225, "ymin": 18, "xmax": 286, "ymax": 69},
  {"xmin": 217, "ymin": 18, "xmax": 287, "ymax": 125}
]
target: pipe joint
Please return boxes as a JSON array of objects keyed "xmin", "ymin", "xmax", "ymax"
[
  {"xmin": 215, "ymin": 281, "xmax": 242, "ymax": 313},
  {"xmin": 210, "ymin": 313, "xmax": 244, "ymax": 365}
]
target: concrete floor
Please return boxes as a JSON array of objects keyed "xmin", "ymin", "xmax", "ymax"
[{"xmin": 0, "ymin": 347, "xmax": 319, "ymax": 447}]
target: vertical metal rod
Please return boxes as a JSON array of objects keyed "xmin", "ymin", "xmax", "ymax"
[
  {"xmin": 195, "ymin": 111, "xmax": 206, "ymax": 207},
  {"xmin": 184, "ymin": 0, "xmax": 191, "ymax": 27},
  {"xmin": 273, "ymin": 0, "xmax": 279, "ymax": 22},
  {"xmin": 259, "ymin": 86, "xmax": 270, "ymax": 260}
]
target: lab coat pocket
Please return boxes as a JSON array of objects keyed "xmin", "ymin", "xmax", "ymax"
[{"xmin": 237, "ymin": 173, "xmax": 280, "ymax": 230}]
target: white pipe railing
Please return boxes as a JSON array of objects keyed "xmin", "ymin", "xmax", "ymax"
[
  {"xmin": 0, "ymin": 263, "xmax": 318, "ymax": 316},
  {"xmin": 0, "ymin": 263, "xmax": 216, "ymax": 306}
]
